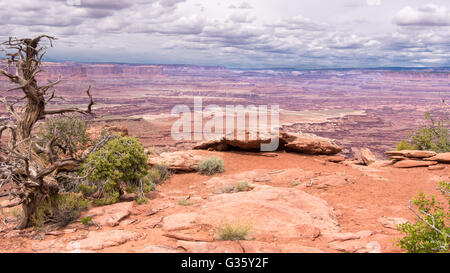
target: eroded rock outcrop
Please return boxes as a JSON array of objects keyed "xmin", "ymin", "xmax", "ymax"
[
  {"xmin": 386, "ymin": 150, "xmax": 448, "ymax": 168},
  {"xmin": 193, "ymin": 131, "xmax": 342, "ymax": 155},
  {"xmin": 148, "ymin": 150, "xmax": 207, "ymax": 172}
]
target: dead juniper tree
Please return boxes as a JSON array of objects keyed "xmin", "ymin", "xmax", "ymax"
[{"xmin": 0, "ymin": 35, "xmax": 94, "ymax": 229}]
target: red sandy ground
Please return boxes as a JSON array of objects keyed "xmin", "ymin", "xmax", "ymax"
[{"xmin": 0, "ymin": 151, "xmax": 448, "ymax": 253}]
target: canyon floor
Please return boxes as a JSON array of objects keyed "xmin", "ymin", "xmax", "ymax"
[{"xmin": 1, "ymin": 149, "xmax": 448, "ymax": 253}]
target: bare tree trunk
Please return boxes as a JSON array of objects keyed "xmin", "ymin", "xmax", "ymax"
[{"xmin": 0, "ymin": 35, "xmax": 95, "ymax": 229}]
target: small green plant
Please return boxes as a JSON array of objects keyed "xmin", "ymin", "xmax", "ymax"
[
  {"xmin": 292, "ymin": 181, "xmax": 300, "ymax": 186},
  {"xmin": 396, "ymin": 140, "xmax": 417, "ymax": 151},
  {"xmin": 81, "ymin": 216, "xmax": 93, "ymax": 226},
  {"xmin": 198, "ymin": 156, "xmax": 225, "ymax": 175},
  {"xmin": 217, "ymin": 221, "xmax": 252, "ymax": 241},
  {"xmin": 32, "ymin": 193, "xmax": 91, "ymax": 228},
  {"xmin": 136, "ymin": 196, "xmax": 148, "ymax": 205},
  {"xmin": 397, "ymin": 181, "xmax": 449, "ymax": 253},
  {"xmin": 178, "ymin": 198, "xmax": 194, "ymax": 206},
  {"xmin": 236, "ymin": 181, "xmax": 250, "ymax": 192}
]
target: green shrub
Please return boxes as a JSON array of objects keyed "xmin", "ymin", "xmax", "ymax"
[
  {"xmin": 81, "ymin": 216, "xmax": 93, "ymax": 226},
  {"xmin": 198, "ymin": 156, "xmax": 225, "ymax": 175},
  {"xmin": 217, "ymin": 221, "xmax": 252, "ymax": 241},
  {"xmin": 397, "ymin": 112, "xmax": 449, "ymax": 153},
  {"xmin": 396, "ymin": 140, "xmax": 417, "ymax": 151},
  {"xmin": 38, "ymin": 115, "xmax": 89, "ymax": 158},
  {"xmin": 80, "ymin": 136, "xmax": 148, "ymax": 205},
  {"xmin": 32, "ymin": 193, "xmax": 91, "ymax": 228},
  {"xmin": 397, "ymin": 182, "xmax": 449, "ymax": 253}
]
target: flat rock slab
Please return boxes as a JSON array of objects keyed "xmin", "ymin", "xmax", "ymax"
[
  {"xmin": 162, "ymin": 212, "xmax": 198, "ymax": 231},
  {"xmin": 325, "ymin": 155, "xmax": 346, "ymax": 163},
  {"xmin": 239, "ymin": 241, "xmax": 324, "ymax": 253},
  {"xmin": 194, "ymin": 131, "xmax": 342, "ymax": 155},
  {"xmin": 328, "ymin": 240, "xmax": 381, "ymax": 253},
  {"xmin": 67, "ymin": 230, "xmax": 140, "ymax": 251},
  {"xmin": 148, "ymin": 151, "xmax": 207, "ymax": 172},
  {"xmin": 423, "ymin": 152, "xmax": 450, "ymax": 164},
  {"xmin": 378, "ymin": 216, "xmax": 408, "ymax": 230},
  {"xmin": 394, "ymin": 160, "xmax": 437, "ymax": 168},
  {"xmin": 196, "ymin": 184, "xmax": 340, "ymax": 240},
  {"xmin": 84, "ymin": 202, "xmax": 133, "ymax": 227},
  {"xmin": 140, "ymin": 245, "xmax": 183, "ymax": 253},
  {"xmin": 177, "ymin": 240, "xmax": 243, "ymax": 253},
  {"xmin": 428, "ymin": 165, "xmax": 446, "ymax": 171},
  {"xmin": 386, "ymin": 150, "xmax": 436, "ymax": 158}
]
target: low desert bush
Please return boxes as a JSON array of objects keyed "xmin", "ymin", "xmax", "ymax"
[
  {"xmin": 397, "ymin": 112, "xmax": 449, "ymax": 153},
  {"xmin": 147, "ymin": 164, "xmax": 172, "ymax": 184},
  {"xmin": 217, "ymin": 221, "xmax": 252, "ymax": 241},
  {"xmin": 32, "ymin": 193, "xmax": 91, "ymax": 228},
  {"xmin": 80, "ymin": 135, "xmax": 149, "ymax": 205},
  {"xmin": 397, "ymin": 181, "xmax": 449, "ymax": 253},
  {"xmin": 198, "ymin": 156, "xmax": 225, "ymax": 175}
]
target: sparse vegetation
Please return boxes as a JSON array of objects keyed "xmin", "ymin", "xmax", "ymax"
[
  {"xmin": 147, "ymin": 164, "xmax": 172, "ymax": 184},
  {"xmin": 178, "ymin": 198, "xmax": 194, "ymax": 206},
  {"xmin": 198, "ymin": 156, "xmax": 225, "ymax": 175},
  {"xmin": 81, "ymin": 216, "xmax": 93, "ymax": 226},
  {"xmin": 38, "ymin": 115, "xmax": 90, "ymax": 159},
  {"xmin": 397, "ymin": 181, "xmax": 449, "ymax": 253},
  {"xmin": 221, "ymin": 181, "xmax": 251, "ymax": 193},
  {"xmin": 236, "ymin": 181, "xmax": 250, "ymax": 192},
  {"xmin": 217, "ymin": 221, "xmax": 252, "ymax": 241},
  {"xmin": 32, "ymin": 193, "xmax": 91, "ymax": 228},
  {"xmin": 397, "ymin": 110, "xmax": 449, "ymax": 153},
  {"xmin": 136, "ymin": 196, "xmax": 149, "ymax": 205}
]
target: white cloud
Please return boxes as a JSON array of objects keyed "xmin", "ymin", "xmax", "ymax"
[
  {"xmin": 393, "ymin": 4, "xmax": 450, "ymax": 26},
  {"xmin": 367, "ymin": 0, "xmax": 381, "ymax": 7}
]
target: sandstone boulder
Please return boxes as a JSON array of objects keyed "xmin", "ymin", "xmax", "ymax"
[
  {"xmin": 193, "ymin": 131, "xmax": 342, "ymax": 155},
  {"xmin": 148, "ymin": 150, "xmax": 207, "ymax": 172},
  {"xmin": 359, "ymin": 148, "xmax": 376, "ymax": 165},
  {"xmin": 282, "ymin": 134, "xmax": 342, "ymax": 155},
  {"xmin": 386, "ymin": 150, "xmax": 436, "ymax": 158},
  {"xmin": 393, "ymin": 160, "xmax": 437, "ymax": 168},
  {"xmin": 423, "ymin": 152, "xmax": 450, "ymax": 164}
]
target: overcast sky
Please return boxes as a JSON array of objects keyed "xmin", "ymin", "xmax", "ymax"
[{"xmin": 0, "ymin": 0, "xmax": 449, "ymax": 68}]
